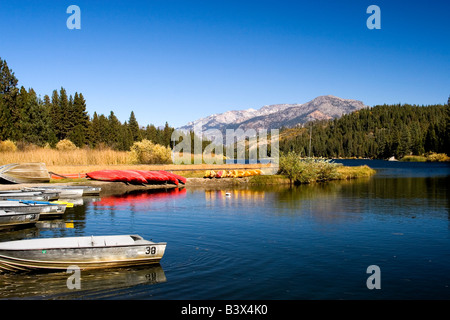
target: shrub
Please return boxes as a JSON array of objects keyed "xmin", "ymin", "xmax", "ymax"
[
  {"xmin": 400, "ymin": 155, "xmax": 427, "ymax": 162},
  {"xmin": 278, "ymin": 151, "xmax": 341, "ymax": 184},
  {"xmin": 0, "ymin": 140, "xmax": 17, "ymax": 152},
  {"xmin": 56, "ymin": 139, "xmax": 78, "ymax": 151},
  {"xmin": 128, "ymin": 139, "xmax": 172, "ymax": 164},
  {"xmin": 426, "ymin": 152, "xmax": 450, "ymax": 162}
]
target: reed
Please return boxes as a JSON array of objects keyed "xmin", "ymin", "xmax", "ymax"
[{"xmin": 0, "ymin": 148, "xmax": 130, "ymax": 166}]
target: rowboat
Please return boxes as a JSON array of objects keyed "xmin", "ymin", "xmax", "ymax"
[
  {"xmin": 0, "ymin": 191, "xmax": 60, "ymax": 201},
  {"xmin": 0, "ymin": 210, "xmax": 40, "ymax": 229},
  {"xmin": 23, "ymin": 187, "xmax": 83, "ymax": 198},
  {"xmin": 0, "ymin": 163, "xmax": 50, "ymax": 184},
  {"xmin": 0, "ymin": 200, "xmax": 66, "ymax": 218},
  {"xmin": 23, "ymin": 185, "xmax": 101, "ymax": 196},
  {"xmin": 0, "ymin": 235, "xmax": 166, "ymax": 272}
]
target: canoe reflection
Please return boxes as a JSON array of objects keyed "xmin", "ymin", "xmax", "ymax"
[
  {"xmin": 93, "ymin": 188, "xmax": 186, "ymax": 207},
  {"xmin": 0, "ymin": 264, "xmax": 166, "ymax": 299}
]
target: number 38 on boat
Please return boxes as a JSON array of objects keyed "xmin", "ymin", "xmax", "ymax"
[{"xmin": 0, "ymin": 234, "xmax": 166, "ymax": 272}]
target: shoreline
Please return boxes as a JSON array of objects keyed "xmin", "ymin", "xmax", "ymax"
[
  {"xmin": 0, "ymin": 180, "xmax": 179, "ymax": 196},
  {"xmin": 0, "ymin": 163, "xmax": 376, "ymax": 195}
]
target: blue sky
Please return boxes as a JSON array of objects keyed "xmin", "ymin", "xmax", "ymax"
[{"xmin": 1, "ymin": 0, "xmax": 449, "ymax": 128}]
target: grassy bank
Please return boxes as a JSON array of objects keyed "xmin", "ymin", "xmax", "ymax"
[
  {"xmin": 278, "ymin": 152, "xmax": 376, "ymax": 185},
  {"xmin": 400, "ymin": 153, "xmax": 450, "ymax": 162},
  {"xmin": 185, "ymin": 165, "xmax": 375, "ymax": 187}
]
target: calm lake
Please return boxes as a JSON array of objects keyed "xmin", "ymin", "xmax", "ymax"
[{"xmin": 0, "ymin": 160, "xmax": 449, "ymax": 300}]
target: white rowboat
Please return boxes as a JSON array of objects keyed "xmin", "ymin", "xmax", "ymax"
[{"xmin": 0, "ymin": 235, "xmax": 166, "ymax": 272}]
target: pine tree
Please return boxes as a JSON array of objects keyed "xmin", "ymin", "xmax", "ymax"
[
  {"xmin": 68, "ymin": 124, "xmax": 86, "ymax": 147},
  {"xmin": 119, "ymin": 122, "xmax": 134, "ymax": 151},
  {"xmin": 128, "ymin": 111, "xmax": 140, "ymax": 141},
  {"xmin": 107, "ymin": 111, "xmax": 121, "ymax": 148},
  {"xmin": 69, "ymin": 92, "xmax": 89, "ymax": 146},
  {"xmin": 0, "ymin": 57, "xmax": 18, "ymax": 140},
  {"xmin": 98, "ymin": 114, "xmax": 109, "ymax": 146},
  {"xmin": 88, "ymin": 112, "xmax": 100, "ymax": 147},
  {"xmin": 50, "ymin": 89, "xmax": 62, "ymax": 140},
  {"xmin": 162, "ymin": 121, "xmax": 174, "ymax": 147},
  {"xmin": 42, "ymin": 94, "xmax": 58, "ymax": 146},
  {"xmin": 12, "ymin": 86, "xmax": 29, "ymax": 141},
  {"xmin": 59, "ymin": 87, "xmax": 71, "ymax": 139},
  {"xmin": 145, "ymin": 124, "xmax": 158, "ymax": 143},
  {"xmin": 424, "ymin": 124, "xmax": 438, "ymax": 152},
  {"xmin": 26, "ymin": 89, "xmax": 49, "ymax": 146}
]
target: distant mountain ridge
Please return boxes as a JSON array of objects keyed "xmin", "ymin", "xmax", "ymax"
[{"xmin": 178, "ymin": 95, "xmax": 368, "ymax": 139}]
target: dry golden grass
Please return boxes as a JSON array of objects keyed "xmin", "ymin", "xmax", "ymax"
[
  {"xmin": 336, "ymin": 165, "xmax": 376, "ymax": 179},
  {"xmin": 0, "ymin": 149, "xmax": 130, "ymax": 166}
]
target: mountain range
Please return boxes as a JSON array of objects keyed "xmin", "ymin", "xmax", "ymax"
[{"xmin": 177, "ymin": 95, "xmax": 368, "ymax": 140}]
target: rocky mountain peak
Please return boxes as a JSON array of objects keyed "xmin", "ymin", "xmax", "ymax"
[{"xmin": 178, "ymin": 95, "xmax": 368, "ymax": 140}]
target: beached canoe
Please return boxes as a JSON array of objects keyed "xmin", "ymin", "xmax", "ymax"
[
  {"xmin": 204, "ymin": 169, "xmax": 263, "ymax": 178},
  {"xmin": 0, "ymin": 235, "xmax": 166, "ymax": 272},
  {"xmin": 0, "ymin": 200, "xmax": 66, "ymax": 218},
  {"xmin": 86, "ymin": 170, "xmax": 186, "ymax": 185},
  {"xmin": 0, "ymin": 210, "xmax": 40, "ymax": 229},
  {"xmin": 0, "ymin": 163, "xmax": 50, "ymax": 184}
]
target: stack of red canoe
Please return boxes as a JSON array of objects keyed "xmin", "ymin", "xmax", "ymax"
[{"xmin": 85, "ymin": 170, "xmax": 186, "ymax": 185}]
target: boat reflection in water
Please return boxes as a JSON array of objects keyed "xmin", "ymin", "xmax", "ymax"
[
  {"xmin": 93, "ymin": 187, "xmax": 186, "ymax": 207},
  {"xmin": 0, "ymin": 264, "xmax": 166, "ymax": 299}
]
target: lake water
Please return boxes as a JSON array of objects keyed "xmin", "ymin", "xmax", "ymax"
[{"xmin": 0, "ymin": 160, "xmax": 449, "ymax": 300}]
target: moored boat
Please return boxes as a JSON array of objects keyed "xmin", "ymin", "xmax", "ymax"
[
  {"xmin": 0, "ymin": 163, "xmax": 50, "ymax": 184},
  {"xmin": 23, "ymin": 187, "xmax": 83, "ymax": 198},
  {"xmin": 0, "ymin": 200, "xmax": 66, "ymax": 219},
  {"xmin": 0, "ymin": 235, "xmax": 166, "ymax": 272},
  {"xmin": 22, "ymin": 185, "xmax": 101, "ymax": 196},
  {"xmin": 0, "ymin": 210, "xmax": 40, "ymax": 229},
  {"xmin": 0, "ymin": 191, "xmax": 59, "ymax": 201}
]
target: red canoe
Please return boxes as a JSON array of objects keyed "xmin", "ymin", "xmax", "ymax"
[
  {"xmin": 86, "ymin": 170, "xmax": 186, "ymax": 185},
  {"xmin": 160, "ymin": 171, "xmax": 186, "ymax": 184},
  {"xmin": 86, "ymin": 170, "xmax": 147, "ymax": 184}
]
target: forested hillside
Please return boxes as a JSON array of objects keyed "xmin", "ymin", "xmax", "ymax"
[{"xmin": 280, "ymin": 103, "xmax": 450, "ymax": 159}]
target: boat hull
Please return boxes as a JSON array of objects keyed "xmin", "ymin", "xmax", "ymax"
[
  {"xmin": 24, "ymin": 187, "xmax": 83, "ymax": 198},
  {"xmin": 25, "ymin": 186, "xmax": 101, "ymax": 196},
  {"xmin": 0, "ymin": 242, "xmax": 166, "ymax": 272},
  {"xmin": 0, "ymin": 163, "xmax": 50, "ymax": 184},
  {"xmin": 0, "ymin": 202, "xmax": 66, "ymax": 218},
  {"xmin": 0, "ymin": 212, "xmax": 40, "ymax": 229},
  {"xmin": 0, "ymin": 192, "xmax": 60, "ymax": 201}
]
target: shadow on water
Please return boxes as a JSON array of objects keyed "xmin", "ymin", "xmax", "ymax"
[{"xmin": 0, "ymin": 264, "xmax": 166, "ymax": 299}]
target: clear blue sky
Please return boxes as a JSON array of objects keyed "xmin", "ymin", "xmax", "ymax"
[{"xmin": 1, "ymin": 0, "xmax": 449, "ymax": 128}]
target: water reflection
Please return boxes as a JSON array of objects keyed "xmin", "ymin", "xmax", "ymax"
[
  {"xmin": 200, "ymin": 174, "xmax": 449, "ymax": 225},
  {"xmin": 0, "ymin": 264, "xmax": 166, "ymax": 299},
  {"xmin": 92, "ymin": 187, "xmax": 187, "ymax": 207}
]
